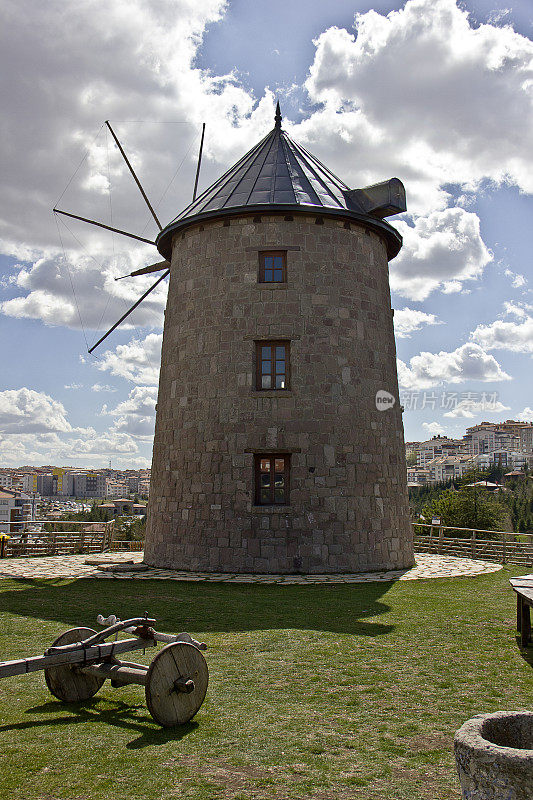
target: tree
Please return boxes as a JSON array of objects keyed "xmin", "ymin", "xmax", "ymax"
[
  {"xmin": 406, "ymin": 452, "xmax": 418, "ymax": 467},
  {"xmin": 421, "ymin": 488, "xmax": 509, "ymax": 534}
]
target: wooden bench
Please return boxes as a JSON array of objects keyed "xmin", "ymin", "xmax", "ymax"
[{"xmin": 510, "ymin": 576, "xmax": 533, "ymax": 647}]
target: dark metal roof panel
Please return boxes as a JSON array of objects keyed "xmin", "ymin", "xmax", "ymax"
[
  {"xmin": 157, "ymin": 105, "xmax": 404, "ymax": 262},
  {"xmin": 167, "ymin": 116, "xmax": 352, "ymax": 226}
]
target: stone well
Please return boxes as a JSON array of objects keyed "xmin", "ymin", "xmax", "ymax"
[{"xmin": 454, "ymin": 711, "xmax": 533, "ymax": 800}]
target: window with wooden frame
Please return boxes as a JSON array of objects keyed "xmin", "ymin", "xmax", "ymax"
[
  {"xmin": 255, "ymin": 454, "xmax": 290, "ymax": 505},
  {"xmin": 258, "ymin": 251, "xmax": 286, "ymax": 283},
  {"xmin": 256, "ymin": 341, "xmax": 289, "ymax": 390}
]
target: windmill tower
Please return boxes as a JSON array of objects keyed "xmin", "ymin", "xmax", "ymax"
[
  {"xmin": 56, "ymin": 106, "xmax": 414, "ymax": 574},
  {"xmin": 142, "ymin": 105, "xmax": 414, "ymax": 573}
]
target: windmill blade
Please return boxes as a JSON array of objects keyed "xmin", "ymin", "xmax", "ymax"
[
  {"xmin": 106, "ymin": 120, "xmax": 163, "ymax": 231},
  {"xmin": 88, "ymin": 269, "xmax": 170, "ymax": 354},
  {"xmin": 54, "ymin": 208, "xmax": 155, "ymax": 245},
  {"xmin": 192, "ymin": 123, "xmax": 206, "ymax": 201},
  {"xmin": 115, "ymin": 260, "xmax": 170, "ymax": 281}
]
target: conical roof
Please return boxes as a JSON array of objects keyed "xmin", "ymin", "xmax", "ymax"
[{"xmin": 156, "ymin": 104, "xmax": 403, "ymax": 260}]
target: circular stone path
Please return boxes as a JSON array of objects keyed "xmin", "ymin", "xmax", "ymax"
[{"xmin": 0, "ymin": 552, "xmax": 502, "ymax": 583}]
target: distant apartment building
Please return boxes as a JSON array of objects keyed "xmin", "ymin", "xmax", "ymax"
[
  {"xmin": 518, "ymin": 425, "xmax": 533, "ymax": 453},
  {"xmin": 425, "ymin": 455, "xmax": 473, "ymax": 483},
  {"xmin": 0, "ymin": 489, "xmax": 32, "ymax": 533},
  {"xmin": 463, "ymin": 421, "xmax": 533, "ymax": 455},
  {"xmin": 405, "ymin": 442, "xmax": 419, "ymax": 458},
  {"xmin": 416, "ymin": 437, "xmax": 466, "ymax": 468},
  {"xmin": 71, "ymin": 472, "xmax": 107, "ymax": 498},
  {"xmin": 0, "ymin": 474, "xmax": 15, "ymax": 491},
  {"xmin": 105, "ymin": 479, "xmax": 130, "ymax": 498},
  {"xmin": 127, "ymin": 476, "xmax": 139, "ymax": 493},
  {"xmin": 32, "ymin": 473, "xmax": 55, "ymax": 496},
  {"xmin": 406, "ymin": 466, "xmax": 430, "ymax": 485},
  {"xmin": 0, "ymin": 473, "xmax": 36, "ymax": 492},
  {"xmin": 138, "ymin": 479, "xmax": 150, "ymax": 496}
]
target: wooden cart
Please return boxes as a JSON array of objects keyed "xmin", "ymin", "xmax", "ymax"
[{"xmin": 0, "ymin": 614, "xmax": 208, "ymax": 727}]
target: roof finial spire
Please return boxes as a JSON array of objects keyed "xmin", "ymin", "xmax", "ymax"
[{"xmin": 274, "ymin": 100, "xmax": 282, "ymax": 129}]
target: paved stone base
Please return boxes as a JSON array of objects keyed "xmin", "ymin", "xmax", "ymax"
[{"xmin": 0, "ymin": 552, "xmax": 502, "ymax": 583}]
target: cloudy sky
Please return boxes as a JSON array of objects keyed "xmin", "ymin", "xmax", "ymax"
[{"xmin": 0, "ymin": 0, "xmax": 532, "ymax": 467}]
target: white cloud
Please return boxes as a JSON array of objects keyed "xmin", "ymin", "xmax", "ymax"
[
  {"xmin": 487, "ymin": 8, "xmax": 512, "ymax": 26},
  {"xmin": 471, "ymin": 309, "xmax": 533, "ymax": 354},
  {"xmin": 0, "ymin": 389, "xmax": 72, "ymax": 434},
  {"xmin": 0, "ymin": 0, "xmax": 254, "ymax": 255},
  {"xmin": 503, "ymin": 302, "xmax": 531, "ymax": 318},
  {"xmin": 91, "ymin": 384, "xmax": 117, "ymax": 393},
  {"xmin": 305, "ymin": 0, "xmax": 533, "ymax": 209},
  {"xmin": 517, "ymin": 407, "xmax": 533, "ymax": 422},
  {"xmin": 64, "ymin": 383, "xmax": 83, "ymax": 390},
  {"xmin": 1, "ymin": 0, "xmax": 530, "ymax": 331},
  {"xmin": 1, "ymin": 250, "xmax": 167, "ymax": 330},
  {"xmin": 97, "ymin": 333, "xmax": 162, "ymax": 385},
  {"xmin": 391, "ymin": 208, "xmax": 492, "ymax": 301},
  {"xmin": 0, "ymin": 6, "xmax": 290, "ymax": 272},
  {"xmin": 0, "ymin": 431, "xmax": 150, "ymax": 469},
  {"xmin": 0, "ymin": 387, "xmax": 151, "ymax": 467},
  {"xmin": 103, "ymin": 386, "xmax": 157, "ymax": 438},
  {"xmin": 422, "ymin": 422, "xmax": 446, "ymax": 436},
  {"xmin": 443, "ymin": 399, "xmax": 511, "ymax": 418},
  {"xmin": 504, "ymin": 269, "xmax": 527, "ymax": 288},
  {"xmin": 63, "ymin": 431, "xmax": 139, "ymax": 457},
  {"xmin": 397, "ymin": 343, "xmax": 511, "ymax": 390},
  {"xmin": 394, "ymin": 307, "xmax": 442, "ymax": 338},
  {"xmin": 0, "ymin": 0, "xmax": 276, "ymax": 332}
]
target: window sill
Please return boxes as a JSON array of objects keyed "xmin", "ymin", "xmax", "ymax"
[
  {"xmin": 256, "ymin": 282, "xmax": 288, "ymax": 289},
  {"xmin": 251, "ymin": 505, "xmax": 292, "ymax": 513},
  {"xmin": 252, "ymin": 390, "xmax": 293, "ymax": 397}
]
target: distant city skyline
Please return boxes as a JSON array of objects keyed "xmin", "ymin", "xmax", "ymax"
[{"xmin": 1, "ymin": 0, "xmax": 532, "ymax": 467}]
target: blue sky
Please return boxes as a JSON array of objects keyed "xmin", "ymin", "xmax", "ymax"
[{"xmin": 0, "ymin": 0, "xmax": 532, "ymax": 466}]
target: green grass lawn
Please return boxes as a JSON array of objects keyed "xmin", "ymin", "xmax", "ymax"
[{"xmin": 0, "ymin": 569, "xmax": 531, "ymax": 800}]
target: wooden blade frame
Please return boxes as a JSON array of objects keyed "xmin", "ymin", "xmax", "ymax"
[
  {"xmin": 105, "ymin": 120, "xmax": 162, "ymax": 231},
  {"xmin": 115, "ymin": 260, "xmax": 170, "ymax": 280},
  {"xmin": 88, "ymin": 269, "xmax": 170, "ymax": 354},
  {"xmin": 53, "ymin": 208, "xmax": 155, "ymax": 246}
]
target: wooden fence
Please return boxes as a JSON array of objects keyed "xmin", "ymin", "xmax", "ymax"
[
  {"xmin": 0, "ymin": 520, "xmax": 115, "ymax": 557},
  {"xmin": 108, "ymin": 539, "xmax": 144, "ymax": 552},
  {"xmin": 414, "ymin": 522, "xmax": 533, "ymax": 567}
]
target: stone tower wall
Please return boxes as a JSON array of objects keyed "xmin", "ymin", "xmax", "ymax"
[{"xmin": 144, "ymin": 213, "xmax": 414, "ymax": 573}]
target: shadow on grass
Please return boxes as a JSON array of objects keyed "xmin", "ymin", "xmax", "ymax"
[
  {"xmin": 0, "ymin": 697, "xmax": 197, "ymax": 749},
  {"xmin": 514, "ymin": 635, "xmax": 533, "ymax": 670},
  {"xmin": 0, "ymin": 578, "xmax": 394, "ymax": 637}
]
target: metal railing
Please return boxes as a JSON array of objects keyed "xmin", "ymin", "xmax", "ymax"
[
  {"xmin": 0, "ymin": 520, "xmax": 115, "ymax": 557},
  {"xmin": 413, "ymin": 522, "xmax": 533, "ymax": 566}
]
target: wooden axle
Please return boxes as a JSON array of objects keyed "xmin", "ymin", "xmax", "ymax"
[
  {"xmin": 79, "ymin": 662, "xmax": 148, "ymax": 686},
  {"xmin": 78, "ymin": 662, "xmax": 196, "ymax": 694}
]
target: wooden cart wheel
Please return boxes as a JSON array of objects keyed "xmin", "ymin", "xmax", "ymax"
[
  {"xmin": 44, "ymin": 627, "xmax": 105, "ymax": 702},
  {"xmin": 145, "ymin": 642, "xmax": 208, "ymax": 727}
]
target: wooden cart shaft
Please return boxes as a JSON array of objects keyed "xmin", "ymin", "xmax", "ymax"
[{"xmin": 0, "ymin": 637, "xmax": 156, "ymax": 678}]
